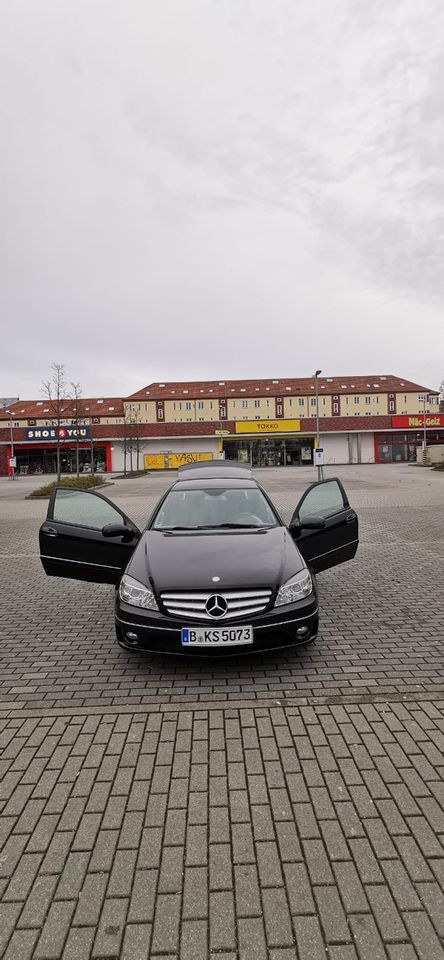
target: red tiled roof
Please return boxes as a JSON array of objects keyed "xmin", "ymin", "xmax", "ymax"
[
  {"xmin": 128, "ymin": 375, "xmax": 437, "ymax": 400},
  {"xmin": 0, "ymin": 398, "xmax": 124, "ymax": 421}
]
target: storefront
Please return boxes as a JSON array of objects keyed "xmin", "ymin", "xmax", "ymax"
[
  {"xmin": 6, "ymin": 442, "xmax": 112, "ymax": 475},
  {"xmin": 222, "ymin": 437, "xmax": 313, "ymax": 466},
  {"xmin": 375, "ymin": 415, "xmax": 444, "ymax": 463},
  {"xmin": 375, "ymin": 413, "xmax": 444, "ymax": 463},
  {"xmin": 222, "ymin": 418, "xmax": 314, "ymax": 466}
]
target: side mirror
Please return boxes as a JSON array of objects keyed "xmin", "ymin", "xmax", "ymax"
[
  {"xmin": 290, "ymin": 515, "xmax": 326, "ymax": 532},
  {"xmin": 102, "ymin": 523, "xmax": 138, "ymax": 541}
]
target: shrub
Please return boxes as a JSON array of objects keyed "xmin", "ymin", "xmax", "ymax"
[
  {"xmin": 112, "ymin": 470, "xmax": 148, "ymax": 479},
  {"xmin": 29, "ymin": 475, "xmax": 106, "ymax": 498}
]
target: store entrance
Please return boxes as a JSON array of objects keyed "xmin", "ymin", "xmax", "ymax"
[
  {"xmin": 15, "ymin": 445, "xmax": 108, "ymax": 475},
  {"xmin": 223, "ymin": 437, "xmax": 314, "ymax": 466}
]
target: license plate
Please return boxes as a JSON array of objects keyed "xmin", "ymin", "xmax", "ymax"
[{"xmin": 181, "ymin": 625, "xmax": 253, "ymax": 647}]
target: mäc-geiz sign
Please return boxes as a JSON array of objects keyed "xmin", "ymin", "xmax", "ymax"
[
  {"xmin": 24, "ymin": 425, "xmax": 92, "ymax": 441},
  {"xmin": 391, "ymin": 415, "xmax": 444, "ymax": 429}
]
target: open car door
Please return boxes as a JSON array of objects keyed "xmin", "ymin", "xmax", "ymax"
[
  {"xmin": 289, "ymin": 478, "xmax": 358, "ymax": 574},
  {"xmin": 39, "ymin": 487, "xmax": 141, "ymax": 584}
]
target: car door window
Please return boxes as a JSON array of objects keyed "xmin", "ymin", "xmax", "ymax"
[
  {"xmin": 52, "ymin": 488, "xmax": 125, "ymax": 530},
  {"xmin": 298, "ymin": 480, "xmax": 346, "ymax": 520}
]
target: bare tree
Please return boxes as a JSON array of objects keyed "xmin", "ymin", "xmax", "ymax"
[
  {"xmin": 70, "ymin": 381, "xmax": 83, "ymax": 478},
  {"xmin": 41, "ymin": 363, "xmax": 68, "ymax": 480},
  {"xmin": 133, "ymin": 409, "xmax": 142, "ymax": 472},
  {"xmin": 122, "ymin": 409, "xmax": 131, "ymax": 476},
  {"xmin": 122, "ymin": 408, "xmax": 142, "ymax": 475}
]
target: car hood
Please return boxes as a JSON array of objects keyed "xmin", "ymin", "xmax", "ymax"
[{"xmin": 126, "ymin": 527, "xmax": 305, "ymax": 593}]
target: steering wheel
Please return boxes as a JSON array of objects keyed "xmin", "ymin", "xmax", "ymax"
[{"xmin": 237, "ymin": 512, "xmax": 264, "ymax": 525}]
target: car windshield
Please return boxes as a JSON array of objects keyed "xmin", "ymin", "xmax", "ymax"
[{"xmin": 152, "ymin": 486, "xmax": 279, "ymax": 530}]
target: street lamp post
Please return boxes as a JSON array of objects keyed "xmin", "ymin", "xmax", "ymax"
[
  {"xmin": 422, "ymin": 395, "xmax": 428, "ymax": 452},
  {"xmin": 313, "ymin": 370, "xmax": 323, "ymax": 481},
  {"xmin": 90, "ymin": 417, "xmax": 95, "ymax": 475},
  {"xmin": 6, "ymin": 410, "xmax": 15, "ymax": 480}
]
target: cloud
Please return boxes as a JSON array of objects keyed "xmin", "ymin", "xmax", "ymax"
[{"xmin": 0, "ymin": 0, "xmax": 443, "ymax": 397}]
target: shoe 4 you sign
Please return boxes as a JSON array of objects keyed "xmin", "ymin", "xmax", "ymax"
[{"xmin": 24, "ymin": 426, "xmax": 92, "ymax": 441}]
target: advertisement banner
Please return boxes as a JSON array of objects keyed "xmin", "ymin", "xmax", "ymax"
[{"xmin": 144, "ymin": 452, "xmax": 213, "ymax": 470}]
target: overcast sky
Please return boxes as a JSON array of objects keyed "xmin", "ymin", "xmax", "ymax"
[{"xmin": 1, "ymin": 0, "xmax": 443, "ymax": 399}]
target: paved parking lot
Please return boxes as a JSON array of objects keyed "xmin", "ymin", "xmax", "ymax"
[
  {"xmin": 1, "ymin": 464, "xmax": 444, "ymax": 959},
  {"xmin": 1, "ymin": 465, "xmax": 443, "ymax": 712}
]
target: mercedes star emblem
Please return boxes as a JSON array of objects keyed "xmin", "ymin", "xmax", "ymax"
[{"xmin": 205, "ymin": 594, "xmax": 228, "ymax": 618}]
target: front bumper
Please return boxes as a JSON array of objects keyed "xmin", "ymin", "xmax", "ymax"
[{"xmin": 115, "ymin": 591, "xmax": 319, "ymax": 656}]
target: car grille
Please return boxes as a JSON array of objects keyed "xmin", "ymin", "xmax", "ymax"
[{"xmin": 160, "ymin": 589, "xmax": 273, "ymax": 621}]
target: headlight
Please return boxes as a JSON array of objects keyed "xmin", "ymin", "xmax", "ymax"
[
  {"xmin": 275, "ymin": 569, "xmax": 312, "ymax": 606},
  {"xmin": 119, "ymin": 574, "xmax": 159, "ymax": 610}
]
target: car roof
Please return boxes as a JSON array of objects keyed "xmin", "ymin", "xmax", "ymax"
[
  {"xmin": 177, "ymin": 461, "xmax": 252, "ymax": 481},
  {"xmin": 173, "ymin": 477, "xmax": 258, "ymax": 492}
]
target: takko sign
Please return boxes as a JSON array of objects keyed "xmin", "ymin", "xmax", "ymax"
[
  {"xmin": 235, "ymin": 418, "xmax": 300, "ymax": 434},
  {"xmin": 24, "ymin": 425, "xmax": 92, "ymax": 441},
  {"xmin": 391, "ymin": 415, "xmax": 444, "ymax": 429}
]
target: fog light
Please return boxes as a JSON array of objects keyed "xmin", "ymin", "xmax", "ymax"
[
  {"xmin": 296, "ymin": 626, "xmax": 310, "ymax": 639},
  {"xmin": 125, "ymin": 632, "xmax": 139, "ymax": 644}
]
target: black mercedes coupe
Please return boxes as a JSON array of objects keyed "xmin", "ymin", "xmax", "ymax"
[{"xmin": 39, "ymin": 461, "xmax": 358, "ymax": 655}]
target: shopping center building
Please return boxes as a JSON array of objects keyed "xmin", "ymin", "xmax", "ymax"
[{"xmin": 0, "ymin": 375, "xmax": 442, "ymax": 475}]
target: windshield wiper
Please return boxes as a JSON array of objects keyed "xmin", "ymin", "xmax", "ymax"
[
  {"xmin": 159, "ymin": 525, "xmax": 199, "ymax": 531},
  {"xmin": 160, "ymin": 523, "xmax": 275, "ymax": 533},
  {"xmin": 198, "ymin": 523, "xmax": 274, "ymax": 529}
]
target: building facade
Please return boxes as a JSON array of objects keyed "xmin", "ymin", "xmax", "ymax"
[
  {"xmin": 0, "ymin": 398, "xmax": 124, "ymax": 476},
  {"xmin": 0, "ymin": 376, "xmax": 442, "ymax": 475}
]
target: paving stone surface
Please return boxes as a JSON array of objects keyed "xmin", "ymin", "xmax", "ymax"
[
  {"xmin": 1, "ymin": 464, "xmax": 444, "ymax": 958},
  {"xmin": 0, "ymin": 702, "xmax": 444, "ymax": 958},
  {"xmin": 0, "ymin": 465, "xmax": 443, "ymax": 712}
]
